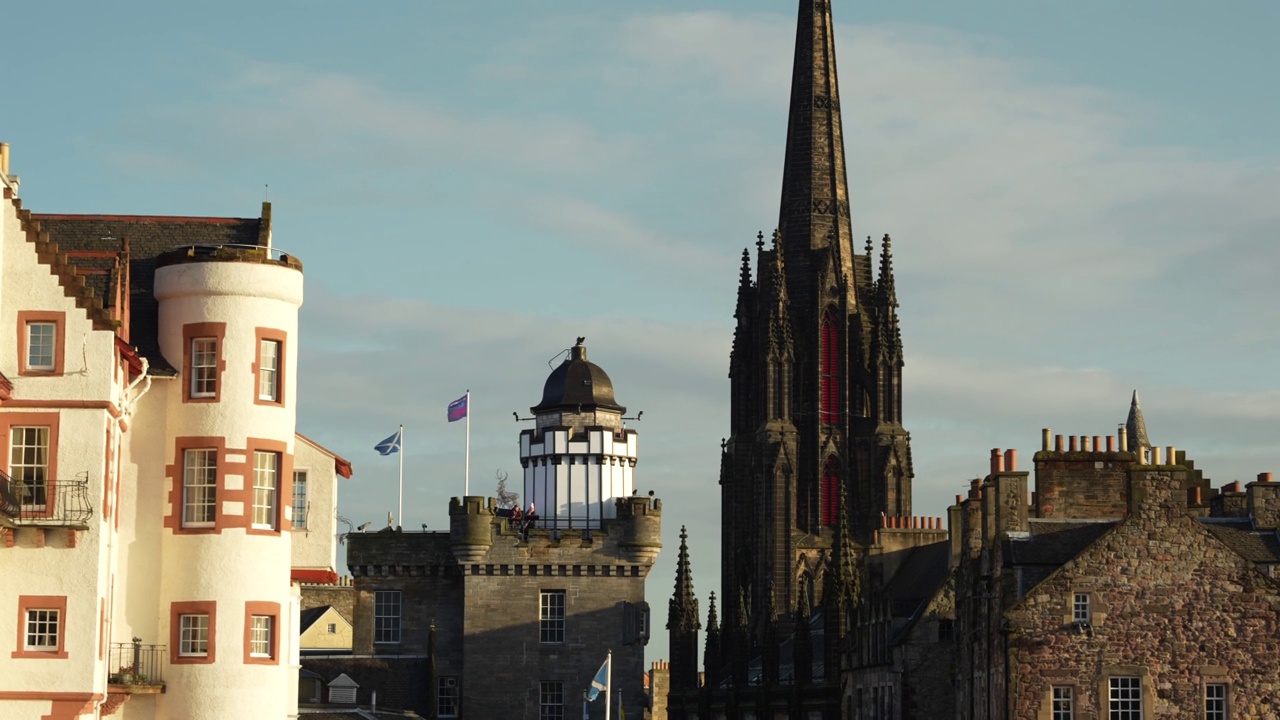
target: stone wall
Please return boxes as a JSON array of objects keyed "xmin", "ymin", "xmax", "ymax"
[
  {"xmin": 1033, "ymin": 451, "xmax": 1134, "ymax": 519},
  {"xmin": 301, "ymin": 582, "xmax": 356, "ymax": 622},
  {"xmin": 1005, "ymin": 469, "xmax": 1280, "ymax": 718}
]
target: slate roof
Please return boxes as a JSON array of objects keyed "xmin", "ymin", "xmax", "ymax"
[
  {"xmin": 299, "ymin": 606, "xmax": 331, "ymax": 634},
  {"xmin": 883, "ymin": 541, "xmax": 951, "ymax": 620},
  {"xmin": 1199, "ymin": 519, "xmax": 1280, "ymax": 564},
  {"xmin": 30, "ymin": 212, "xmax": 265, "ymax": 374},
  {"xmin": 1007, "ymin": 520, "xmax": 1118, "ymax": 568}
]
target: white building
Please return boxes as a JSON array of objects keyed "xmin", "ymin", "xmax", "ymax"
[{"xmin": 0, "ymin": 142, "xmax": 350, "ymax": 720}]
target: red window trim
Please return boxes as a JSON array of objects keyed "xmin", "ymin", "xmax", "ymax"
[
  {"xmin": 0, "ymin": 412, "xmax": 61, "ymax": 520},
  {"xmin": 13, "ymin": 595, "xmax": 69, "ymax": 659},
  {"xmin": 170, "ymin": 601, "xmax": 217, "ymax": 665},
  {"xmin": 163, "ymin": 436, "xmax": 293, "ymax": 535},
  {"xmin": 819, "ymin": 311, "xmax": 840, "ymax": 426},
  {"xmin": 243, "ymin": 601, "xmax": 281, "ymax": 665},
  {"xmin": 16, "ymin": 311, "xmax": 66, "ymax": 377},
  {"xmin": 251, "ymin": 328, "xmax": 288, "ymax": 408},
  {"xmin": 246, "ymin": 439, "xmax": 293, "ymax": 536},
  {"xmin": 182, "ymin": 322, "xmax": 226, "ymax": 404}
]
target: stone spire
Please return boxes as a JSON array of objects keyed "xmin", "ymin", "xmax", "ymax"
[
  {"xmin": 703, "ymin": 591, "xmax": 722, "ymax": 688},
  {"xmin": 875, "ymin": 233, "xmax": 902, "ymax": 361},
  {"xmin": 823, "ymin": 474, "xmax": 859, "ymax": 675},
  {"xmin": 669, "ymin": 526, "xmax": 700, "ymax": 633},
  {"xmin": 667, "ymin": 526, "xmax": 701, "ymax": 700},
  {"xmin": 1126, "ymin": 390, "xmax": 1150, "ymax": 450},
  {"xmin": 777, "ymin": 0, "xmax": 856, "ymax": 288}
]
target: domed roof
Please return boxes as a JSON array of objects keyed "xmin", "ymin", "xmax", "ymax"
[{"xmin": 532, "ymin": 338, "xmax": 625, "ymax": 415}]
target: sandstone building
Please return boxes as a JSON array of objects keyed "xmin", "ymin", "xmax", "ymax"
[{"xmin": 338, "ymin": 339, "xmax": 661, "ymax": 719}]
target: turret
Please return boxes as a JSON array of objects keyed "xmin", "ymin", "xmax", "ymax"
[
  {"xmin": 448, "ymin": 495, "xmax": 495, "ymax": 563},
  {"xmin": 519, "ymin": 338, "xmax": 637, "ymax": 528},
  {"xmin": 615, "ymin": 493, "xmax": 662, "ymax": 564}
]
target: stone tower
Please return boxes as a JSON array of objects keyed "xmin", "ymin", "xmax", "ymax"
[{"xmin": 722, "ymin": 0, "xmax": 913, "ymax": 641}]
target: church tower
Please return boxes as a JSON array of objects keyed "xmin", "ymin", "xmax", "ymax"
[{"xmin": 722, "ymin": 0, "xmax": 914, "ymax": 642}]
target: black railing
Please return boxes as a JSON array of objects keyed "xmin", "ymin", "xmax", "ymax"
[
  {"xmin": 0, "ymin": 469, "xmax": 19, "ymax": 519},
  {"xmin": 7, "ymin": 473, "xmax": 93, "ymax": 527},
  {"xmin": 108, "ymin": 639, "xmax": 166, "ymax": 687}
]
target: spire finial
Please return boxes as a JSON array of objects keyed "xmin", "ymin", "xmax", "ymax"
[
  {"xmin": 756, "ymin": 230, "xmax": 766, "ymax": 253},
  {"xmin": 878, "ymin": 233, "xmax": 897, "ymax": 306},
  {"xmin": 706, "ymin": 591, "xmax": 719, "ymax": 632}
]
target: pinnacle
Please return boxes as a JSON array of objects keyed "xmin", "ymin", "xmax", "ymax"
[
  {"xmin": 668, "ymin": 526, "xmax": 700, "ymax": 632},
  {"xmin": 1126, "ymin": 389, "xmax": 1151, "ymax": 449},
  {"xmin": 706, "ymin": 591, "xmax": 720, "ymax": 633}
]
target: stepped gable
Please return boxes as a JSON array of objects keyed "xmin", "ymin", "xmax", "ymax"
[{"xmin": 31, "ymin": 212, "xmax": 265, "ymax": 374}]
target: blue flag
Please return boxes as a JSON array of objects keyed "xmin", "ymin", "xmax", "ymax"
[
  {"xmin": 587, "ymin": 655, "xmax": 609, "ymax": 701},
  {"xmin": 447, "ymin": 394, "xmax": 468, "ymax": 422},
  {"xmin": 374, "ymin": 428, "xmax": 402, "ymax": 456}
]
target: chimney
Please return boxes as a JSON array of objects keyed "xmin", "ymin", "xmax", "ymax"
[{"xmin": 1249, "ymin": 472, "xmax": 1280, "ymax": 529}]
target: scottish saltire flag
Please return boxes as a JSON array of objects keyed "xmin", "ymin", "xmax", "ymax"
[
  {"xmin": 587, "ymin": 655, "xmax": 609, "ymax": 701},
  {"xmin": 447, "ymin": 394, "xmax": 468, "ymax": 422},
  {"xmin": 374, "ymin": 428, "xmax": 402, "ymax": 456}
]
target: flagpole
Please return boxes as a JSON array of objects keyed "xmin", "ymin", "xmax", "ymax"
[
  {"xmin": 464, "ymin": 389, "xmax": 471, "ymax": 495},
  {"xmin": 397, "ymin": 424, "xmax": 404, "ymax": 528},
  {"xmin": 604, "ymin": 649, "xmax": 611, "ymax": 720}
]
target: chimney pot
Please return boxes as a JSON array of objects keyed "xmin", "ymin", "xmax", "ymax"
[
  {"xmin": 1005, "ymin": 448, "xmax": 1017, "ymax": 472},
  {"xmin": 1259, "ymin": 472, "xmax": 1274, "ymax": 484},
  {"xmin": 1106, "ymin": 435, "xmax": 1116, "ymax": 452},
  {"xmin": 1069, "ymin": 436, "xmax": 1078, "ymax": 452},
  {"xmin": 1093, "ymin": 435, "xmax": 1102, "ymax": 452},
  {"xmin": 1055, "ymin": 435, "xmax": 1064, "ymax": 452},
  {"xmin": 1042, "ymin": 428, "xmax": 1051, "ymax": 451}
]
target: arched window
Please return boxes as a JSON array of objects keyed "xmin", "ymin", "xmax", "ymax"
[
  {"xmin": 819, "ymin": 310, "xmax": 840, "ymax": 425},
  {"xmin": 821, "ymin": 458, "xmax": 840, "ymax": 527}
]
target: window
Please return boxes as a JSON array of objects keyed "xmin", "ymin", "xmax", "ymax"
[
  {"xmin": 438, "ymin": 676, "xmax": 460, "ymax": 717},
  {"xmin": 1052, "ymin": 686, "xmax": 1074, "ymax": 720},
  {"xmin": 292, "ymin": 470, "xmax": 308, "ymax": 530},
  {"xmin": 179, "ymin": 615, "xmax": 209, "ymax": 657},
  {"xmin": 540, "ymin": 590, "xmax": 566, "ymax": 644},
  {"xmin": 10, "ymin": 426, "xmax": 50, "ymax": 508},
  {"xmin": 1109, "ymin": 677, "xmax": 1142, "ymax": 720},
  {"xmin": 24, "ymin": 608, "xmax": 60, "ymax": 651},
  {"xmin": 374, "ymin": 590, "xmax": 401, "ymax": 644},
  {"xmin": 1073, "ymin": 593, "xmax": 1091, "ymax": 624},
  {"xmin": 252, "ymin": 451, "xmax": 279, "ymax": 529},
  {"xmin": 190, "ymin": 338, "xmax": 218, "ymax": 398},
  {"xmin": 17, "ymin": 312, "xmax": 64, "ymax": 375},
  {"xmin": 258, "ymin": 339, "xmax": 281, "ymax": 401},
  {"xmin": 250, "ymin": 615, "xmax": 273, "ymax": 657},
  {"xmin": 25, "ymin": 323, "xmax": 56, "ymax": 371},
  {"xmin": 819, "ymin": 310, "xmax": 840, "ymax": 425},
  {"xmin": 182, "ymin": 449, "xmax": 217, "ymax": 527},
  {"xmin": 539, "ymin": 681, "xmax": 564, "ymax": 720},
  {"xmin": 326, "ymin": 623, "xmax": 337, "ymax": 634},
  {"xmin": 1205, "ymin": 683, "xmax": 1227, "ymax": 720},
  {"xmin": 13, "ymin": 596, "xmax": 68, "ymax": 658}
]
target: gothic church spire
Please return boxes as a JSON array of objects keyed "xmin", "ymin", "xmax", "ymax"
[{"xmin": 778, "ymin": 0, "xmax": 856, "ymax": 286}]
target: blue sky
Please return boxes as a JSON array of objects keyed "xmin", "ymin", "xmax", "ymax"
[{"xmin": 4, "ymin": 1, "xmax": 1279, "ymax": 668}]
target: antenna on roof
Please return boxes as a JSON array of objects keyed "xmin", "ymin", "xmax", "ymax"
[{"xmin": 264, "ymin": 183, "xmax": 269, "ymax": 201}]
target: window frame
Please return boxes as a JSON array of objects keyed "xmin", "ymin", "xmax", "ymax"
[
  {"xmin": 539, "ymin": 680, "xmax": 564, "ymax": 720},
  {"xmin": 12, "ymin": 596, "xmax": 68, "ymax": 659},
  {"xmin": 1204, "ymin": 682, "xmax": 1227, "ymax": 720},
  {"xmin": 1108, "ymin": 676, "xmax": 1143, "ymax": 720},
  {"xmin": 179, "ymin": 614, "xmax": 210, "ymax": 657},
  {"xmin": 170, "ymin": 600, "xmax": 217, "ymax": 665},
  {"xmin": 252, "ymin": 450, "xmax": 280, "ymax": 530},
  {"xmin": 252, "ymin": 328, "xmax": 288, "ymax": 407},
  {"xmin": 374, "ymin": 590, "xmax": 402, "ymax": 645},
  {"xmin": 539, "ymin": 590, "xmax": 566, "ymax": 644},
  {"xmin": 1072, "ymin": 592, "xmax": 1091, "ymax": 624},
  {"xmin": 292, "ymin": 469, "xmax": 308, "ymax": 530},
  {"xmin": 182, "ymin": 322, "xmax": 226, "ymax": 403},
  {"xmin": 1052, "ymin": 685, "xmax": 1074, "ymax": 720},
  {"xmin": 189, "ymin": 338, "xmax": 219, "ymax": 399},
  {"xmin": 244, "ymin": 601, "xmax": 280, "ymax": 665},
  {"xmin": 16, "ymin": 311, "xmax": 65, "ymax": 376},
  {"xmin": 182, "ymin": 448, "xmax": 218, "ymax": 528},
  {"xmin": 10, "ymin": 425, "xmax": 51, "ymax": 511},
  {"xmin": 438, "ymin": 675, "xmax": 460, "ymax": 718}
]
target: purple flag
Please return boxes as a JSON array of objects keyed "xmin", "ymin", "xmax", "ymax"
[{"xmin": 447, "ymin": 394, "xmax": 468, "ymax": 422}]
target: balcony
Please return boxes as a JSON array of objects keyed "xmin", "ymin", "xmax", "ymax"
[
  {"xmin": 108, "ymin": 640, "xmax": 166, "ymax": 694},
  {"xmin": 0, "ymin": 471, "xmax": 93, "ymax": 529}
]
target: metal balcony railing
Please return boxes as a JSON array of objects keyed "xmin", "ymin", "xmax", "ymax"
[
  {"xmin": 3, "ymin": 472, "xmax": 93, "ymax": 528},
  {"xmin": 108, "ymin": 639, "xmax": 166, "ymax": 691}
]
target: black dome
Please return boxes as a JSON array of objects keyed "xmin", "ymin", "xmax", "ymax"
[{"xmin": 532, "ymin": 338, "xmax": 625, "ymax": 414}]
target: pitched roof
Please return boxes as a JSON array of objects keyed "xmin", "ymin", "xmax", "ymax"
[
  {"xmin": 299, "ymin": 606, "xmax": 331, "ymax": 634},
  {"xmin": 297, "ymin": 433, "xmax": 354, "ymax": 479},
  {"xmin": 882, "ymin": 541, "xmax": 950, "ymax": 619},
  {"xmin": 1199, "ymin": 519, "xmax": 1280, "ymax": 564},
  {"xmin": 30, "ymin": 211, "xmax": 267, "ymax": 374},
  {"xmin": 1007, "ymin": 519, "xmax": 1118, "ymax": 568}
]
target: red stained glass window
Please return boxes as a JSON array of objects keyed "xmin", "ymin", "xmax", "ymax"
[{"xmin": 820, "ymin": 312, "xmax": 839, "ymax": 425}]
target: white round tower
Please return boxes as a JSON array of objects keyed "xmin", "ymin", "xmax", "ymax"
[
  {"xmin": 152, "ymin": 244, "xmax": 302, "ymax": 719},
  {"xmin": 519, "ymin": 338, "xmax": 638, "ymax": 528}
]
